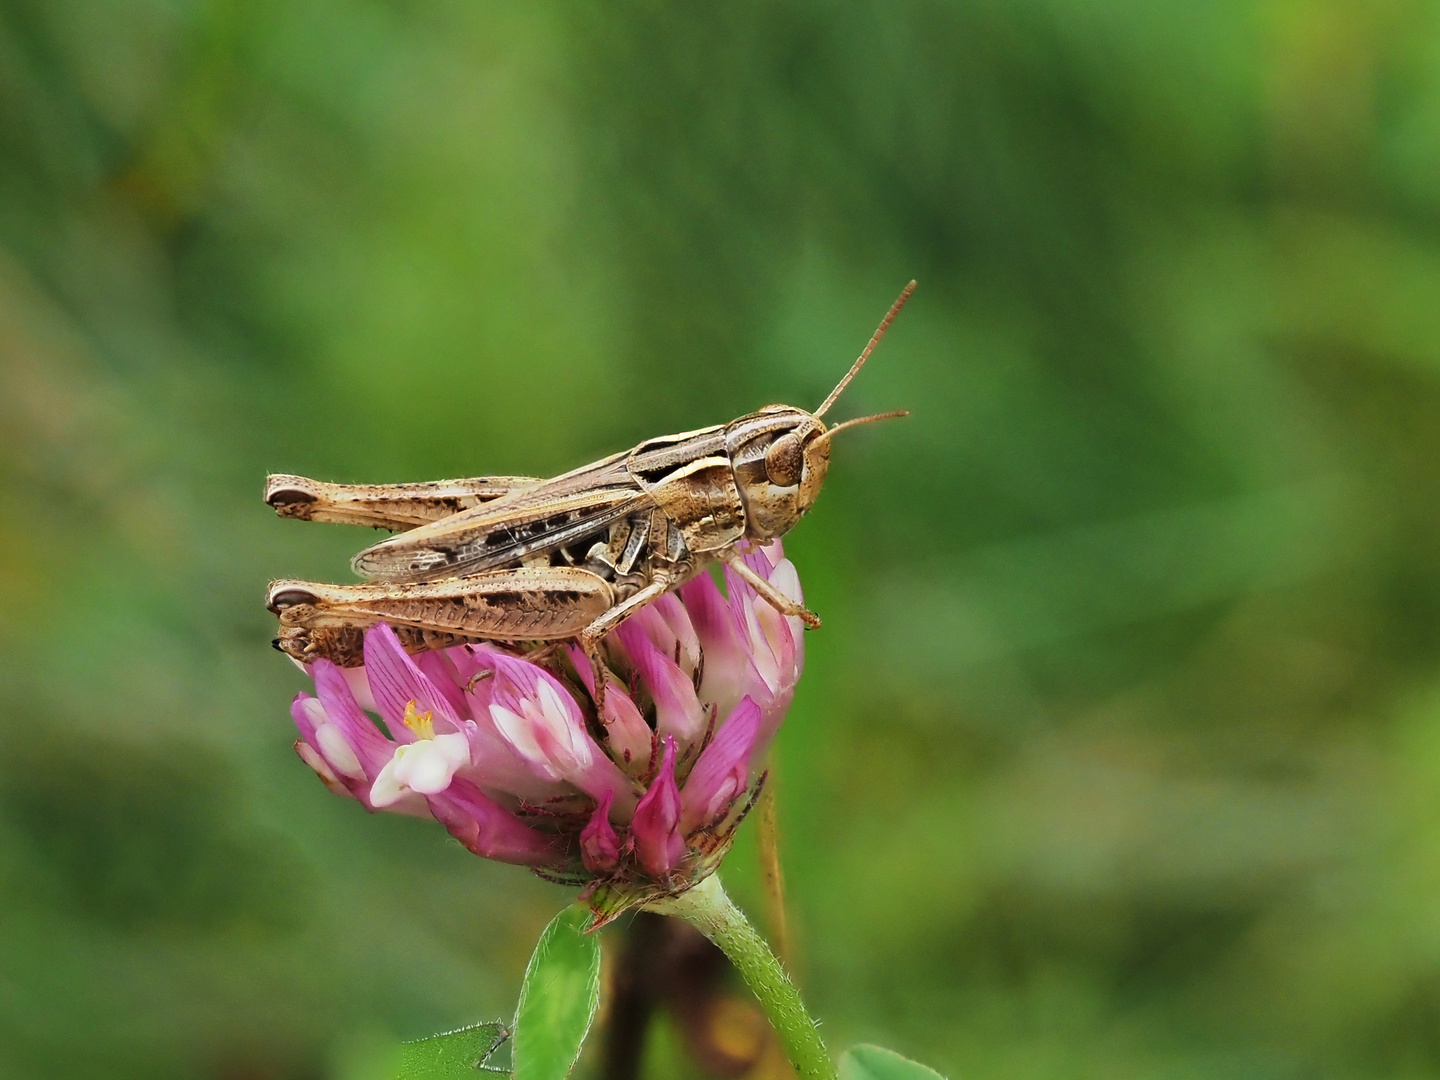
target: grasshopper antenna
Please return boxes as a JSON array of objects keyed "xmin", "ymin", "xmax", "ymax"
[
  {"xmin": 811, "ymin": 410, "xmax": 909, "ymax": 450},
  {"xmin": 815, "ymin": 279, "xmax": 916, "ymax": 419}
]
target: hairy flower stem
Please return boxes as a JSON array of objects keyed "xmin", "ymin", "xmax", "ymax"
[{"xmin": 645, "ymin": 875, "xmax": 835, "ymax": 1080}]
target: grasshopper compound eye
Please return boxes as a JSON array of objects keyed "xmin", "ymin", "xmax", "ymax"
[{"xmin": 764, "ymin": 433, "xmax": 805, "ymax": 487}]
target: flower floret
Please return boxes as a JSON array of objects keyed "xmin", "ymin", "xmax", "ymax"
[{"xmin": 285, "ymin": 540, "xmax": 805, "ymax": 903}]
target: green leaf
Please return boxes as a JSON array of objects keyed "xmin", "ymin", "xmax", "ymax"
[
  {"xmin": 398, "ymin": 1021, "xmax": 509, "ymax": 1080},
  {"xmin": 511, "ymin": 903, "xmax": 602, "ymax": 1080},
  {"xmin": 839, "ymin": 1044, "xmax": 948, "ymax": 1080}
]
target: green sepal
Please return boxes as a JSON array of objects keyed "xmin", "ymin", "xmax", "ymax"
[
  {"xmin": 838, "ymin": 1044, "xmax": 948, "ymax": 1080},
  {"xmin": 511, "ymin": 903, "xmax": 602, "ymax": 1080},
  {"xmin": 398, "ymin": 1021, "xmax": 509, "ymax": 1079}
]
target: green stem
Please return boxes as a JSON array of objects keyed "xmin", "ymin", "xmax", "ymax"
[{"xmin": 644, "ymin": 874, "xmax": 835, "ymax": 1080}]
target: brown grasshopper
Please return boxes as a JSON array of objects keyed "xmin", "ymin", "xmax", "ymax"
[{"xmin": 266, "ymin": 281, "xmax": 914, "ymax": 679}]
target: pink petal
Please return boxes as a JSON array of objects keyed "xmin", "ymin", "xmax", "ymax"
[
  {"xmin": 632, "ymin": 594, "xmax": 701, "ymax": 675},
  {"xmin": 569, "ymin": 750, "xmax": 639, "ymax": 822},
  {"xmin": 294, "ymin": 740, "xmax": 356, "ymax": 801},
  {"xmin": 600, "ymin": 684, "xmax": 656, "ymax": 775},
  {"xmin": 632, "ymin": 736, "xmax": 685, "ymax": 879},
  {"xmin": 363, "ymin": 624, "xmax": 462, "ymax": 738},
  {"xmin": 616, "ymin": 621, "xmax": 705, "ymax": 744},
  {"xmin": 722, "ymin": 566, "xmax": 781, "ymax": 694},
  {"xmin": 460, "ymin": 692, "xmax": 569, "ymax": 803},
  {"xmin": 766, "ymin": 555, "xmax": 806, "ymax": 671},
  {"xmin": 722, "ymin": 557, "xmax": 760, "ymax": 610},
  {"xmin": 340, "ymin": 665, "xmax": 379, "ymax": 713},
  {"xmin": 740, "ymin": 543, "xmax": 776, "ymax": 579},
  {"xmin": 426, "ymin": 777, "xmax": 564, "ymax": 867},
  {"xmin": 754, "ymin": 691, "xmax": 796, "ymax": 761},
  {"xmin": 654, "ymin": 592, "xmax": 701, "ymax": 667},
  {"xmin": 566, "ymin": 643, "xmax": 601, "ymax": 699},
  {"xmin": 290, "ymin": 692, "xmax": 320, "ymax": 746},
  {"xmin": 414, "ymin": 649, "xmax": 469, "ymax": 719},
  {"xmin": 292, "ymin": 695, "xmax": 371, "ymax": 804},
  {"xmin": 679, "ymin": 571, "xmax": 750, "ymax": 716},
  {"xmin": 311, "ymin": 660, "xmax": 395, "ymax": 778},
  {"xmin": 490, "ymin": 654, "xmax": 583, "ymax": 731},
  {"xmin": 580, "ymin": 792, "xmax": 621, "ymax": 873},
  {"xmin": 485, "ymin": 652, "xmax": 635, "ymax": 815},
  {"xmin": 448, "ymin": 642, "xmax": 503, "ymax": 687},
  {"xmin": 680, "ymin": 571, "xmax": 745, "ymax": 666},
  {"xmin": 488, "ymin": 659, "xmax": 590, "ymax": 776},
  {"xmin": 681, "ymin": 696, "xmax": 761, "ymax": 833},
  {"xmin": 566, "ymin": 645, "xmax": 654, "ymax": 775},
  {"xmin": 723, "ymin": 557, "xmax": 802, "ymax": 711}
]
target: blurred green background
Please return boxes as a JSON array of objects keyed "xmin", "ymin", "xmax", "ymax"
[{"xmin": 4, "ymin": 1, "xmax": 1440, "ymax": 1077}]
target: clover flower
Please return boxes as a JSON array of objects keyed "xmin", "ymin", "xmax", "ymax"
[{"xmin": 288, "ymin": 541, "xmax": 805, "ymax": 915}]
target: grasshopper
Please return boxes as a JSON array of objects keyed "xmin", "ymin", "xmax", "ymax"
[{"xmin": 266, "ymin": 281, "xmax": 914, "ymax": 682}]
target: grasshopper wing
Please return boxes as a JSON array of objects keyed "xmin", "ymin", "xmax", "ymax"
[{"xmin": 350, "ymin": 452, "xmax": 649, "ymax": 583}]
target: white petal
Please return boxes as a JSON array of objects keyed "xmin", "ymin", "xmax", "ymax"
[
  {"xmin": 769, "ymin": 559, "xmax": 802, "ymax": 605},
  {"xmin": 296, "ymin": 741, "xmax": 340, "ymax": 787},
  {"xmin": 756, "ymin": 603, "xmax": 788, "ymax": 661},
  {"xmin": 401, "ymin": 733, "xmax": 471, "ymax": 795},
  {"xmin": 436, "ymin": 730, "xmax": 472, "ymax": 767},
  {"xmin": 298, "ymin": 697, "xmax": 330, "ymax": 728},
  {"xmin": 403, "ymin": 758, "xmax": 445, "ymax": 794},
  {"xmin": 315, "ymin": 723, "xmax": 365, "ymax": 780},
  {"xmin": 536, "ymin": 680, "xmax": 574, "ymax": 735},
  {"xmin": 536, "ymin": 679, "xmax": 591, "ymax": 769},
  {"xmin": 370, "ymin": 747, "xmax": 410, "ymax": 807},
  {"xmin": 739, "ymin": 599, "xmax": 780, "ymax": 693},
  {"xmin": 490, "ymin": 704, "xmax": 564, "ymax": 780}
]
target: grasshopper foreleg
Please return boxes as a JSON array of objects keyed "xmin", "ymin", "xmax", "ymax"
[
  {"xmin": 722, "ymin": 551, "xmax": 821, "ymax": 629},
  {"xmin": 576, "ymin": 573, "xmax": 679, "ymax": 710}
]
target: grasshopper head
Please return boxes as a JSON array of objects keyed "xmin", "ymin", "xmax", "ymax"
[
  {"xmin": 728, "ymin": 407, "xmax": 829, "ymax": 540},
  {"xmin": 727, "ymin": 281, "xmax": 916, "ymax": 541},
  {"xmin": 730, "ymin": 407, "xmax": 905, "ymax": 539}
]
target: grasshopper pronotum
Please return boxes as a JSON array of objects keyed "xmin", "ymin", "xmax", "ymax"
[{"xmin": 266, "ymin": 282, "xmax": 914, "ymax": 678}]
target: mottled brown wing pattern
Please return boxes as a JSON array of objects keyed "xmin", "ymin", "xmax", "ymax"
[{"xmin": 351, "ymin": 486, "xmax": 649, "ymax": 582}]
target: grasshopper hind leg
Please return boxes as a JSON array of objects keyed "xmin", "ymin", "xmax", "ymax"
[
  {"xmin": 272, "ymin": 622, "xmax": 476, "ymax": 667},
  {"xmin": 266, "ymin": 567, "xmax": 616, "ymax": 668},
  {"xmin": 265, "ymin": 474, "xmax": 540, "ymax": 531}
]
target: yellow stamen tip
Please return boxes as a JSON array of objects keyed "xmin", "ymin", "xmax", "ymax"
[{"xmin": 402, "ymin": 700, "xmax": 436, "ymax": 740}]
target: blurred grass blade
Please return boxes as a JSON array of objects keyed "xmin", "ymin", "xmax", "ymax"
[
  {"xmin": 399, "ymin": 1022, "xmax": 509, "ymax": 1079},
  {"xmin": 838, "ymin": 1045, "xmax": 947, "ymax": 1080},
  {"xmin": 512, "ymin": 904, "xmax": 602, "ymax": 1080}
]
